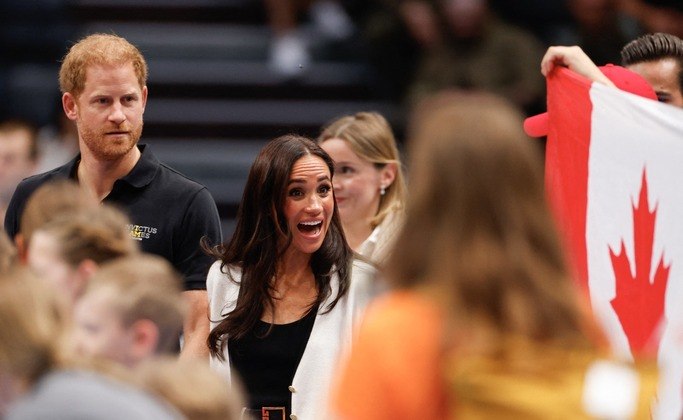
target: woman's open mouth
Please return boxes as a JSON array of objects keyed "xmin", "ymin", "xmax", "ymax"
[{"xmin": 297, "ymin": 220, "xmax": 322, "ymax": 236}]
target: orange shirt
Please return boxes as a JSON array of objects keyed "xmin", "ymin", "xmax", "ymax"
[
  {"xmin": 332, "ymin": 291, "xmax": 658, "ymax": 420},
  {"xmin": 331, "ymin": 291, "xmax": 449, "ymax": 419}
]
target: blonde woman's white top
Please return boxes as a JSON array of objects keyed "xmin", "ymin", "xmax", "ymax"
[{"xmin": 357, "ymin": 209, "xmax": 403, "ymax": 265}]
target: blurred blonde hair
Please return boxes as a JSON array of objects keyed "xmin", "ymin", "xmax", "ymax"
[
  {"xmin": 133, "ymin": 357, "xmax": 244, "ymax": 420},
  {"xmin": 19, "ymin": 179, "xmax": 96, "ymax": 249},
  {"xmin": 0, "ymin": 268, "xmax": 66, "ymax": 384},
  {"xmin": 36, "ymin": 204, "xmax": 137, "ymax": 267},
  {"xmin": 86, "ymin": 255, "xmax": 185, "ymax": 354},
  {"xmin": 318, "ymin": 111, "xmax": 406, "ymax": 228},
  {"xmin": 59, "ymin": 33, "xmax": 148, "ymax": 97}
]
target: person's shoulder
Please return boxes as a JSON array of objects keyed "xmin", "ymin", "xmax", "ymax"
[
  {"xmin": 208, "ymin": 260, "xmax": 242, "ymax": 277},
  {"xmin": 364, "ymin": 290, "xmax": 441, "ymax": 333},
  {"xmin": 15, "ymin": 166, "xmax": 69, "ymax": 194},
  {"xmin": 6, "ymin": 370, "xmax": 181, "ymax": 420},
  {"xmin": 207, "ymin": 261, "xmax": 241, "ymax": 293},
  {"xmin": 351, "ymin": 258, "xmax": 375, "ymax": 277},
  {"xmin": 348, "ymin": 258, "xmax": 379, "ymax": 294},
  {"xmin": 9, "ymin": 165, "xmax": 71, "ymax": 212},
  {"xmin": 207, "ymin": 261, "xmax": 241, "ymax": 315},
  {"xmin": 156, "ymin": 161, "xmax": 209, "ymax": 194}
]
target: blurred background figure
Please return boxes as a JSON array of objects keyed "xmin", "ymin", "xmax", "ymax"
[
  {"xmin": 0, "ymin": 267, "xmax": 183, "ymax": 420},
  {"xmin": 265, "ymin": 0, "xmax": 354, "ymax": 76},
  {"xmin": 407, "ymin": 0, "xmax": 546, "ymax": 113},
  {"xmin": 357, "ymin": 0, "xmax": 442, "ymax": 101},
  {"xmin": 554, "ymin": 0, "xmax": 639, "ymax": 65},
  {"xmin": 332, "ymin": 92, "xmax": 658, "ymax": 418},
  {"xmin": 318, "ymin": 111, "xmax": 406, "ymax": 265},
  {"xmin": 134, "ymin": 357, "xmax": 244, "ymax": 420},
  {"xmin": 36, "ymin": 107, "xmax": 80, "ymax": 173},
  {"xmin": 0, "ymin": 120, "xmax": 38, "ymax": 222},
  {"xmin": 621, "ymin": 0, "xmax": 683, "ymax": 38},
  {"xmin": 72, "ymin": 255, "xmax": 185, "ymax": 368},
  {"xmin": 27, "ymin": 205, "xmax": 138, "ymax": 308}
]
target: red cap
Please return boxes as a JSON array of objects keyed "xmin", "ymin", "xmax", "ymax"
[{"xmin": 523, "ymin": 64, "xmax": 658, "ymax": 138}]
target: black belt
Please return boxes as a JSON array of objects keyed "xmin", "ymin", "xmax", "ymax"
[{"xmin": 241, "ymin": 407, "xmax": 286, "ymax": 420}]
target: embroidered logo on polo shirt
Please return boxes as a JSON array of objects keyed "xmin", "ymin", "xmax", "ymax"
[{"xmin": 127, "ymin": 224, "xmax": 158, "ymax": 241}]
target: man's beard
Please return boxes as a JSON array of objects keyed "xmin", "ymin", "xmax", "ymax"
[{"xmin": 79, "ymin": 121, "xmax": 143, "ymax": 161}]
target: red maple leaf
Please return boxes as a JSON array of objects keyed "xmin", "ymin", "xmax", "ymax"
[{"xmin": 609, "ymin": 170, "xmax": 670, "ymax": 357}]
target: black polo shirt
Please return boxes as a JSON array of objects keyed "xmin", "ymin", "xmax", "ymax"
[{"xmin": 4, "ymin": 144, "xmax": 222, "ymax": 291}]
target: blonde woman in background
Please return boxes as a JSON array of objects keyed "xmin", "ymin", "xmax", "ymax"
[
  {"xmin": 332, "ymin": 93, "xmax": 657, "ymax": 419},
  {"xmin": 318, "ymin": 112, "xmax": 406, "ymax": 265}
]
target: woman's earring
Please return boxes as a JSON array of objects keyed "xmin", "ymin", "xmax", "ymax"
[{"xmin": 380, "ymin": 186, "xmax": 386, "ymax": 196}]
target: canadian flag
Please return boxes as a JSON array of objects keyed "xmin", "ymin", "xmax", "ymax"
[{"xmin": 543, "ymin": 68, "xmax": 683, "ymax": 418}]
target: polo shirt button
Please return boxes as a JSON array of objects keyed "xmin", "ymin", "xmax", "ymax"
[
  {"xmin": 290, "ymin": 415, "xmax": 297, "ymax": 420},
  {"xmin": 288, "ymin": 385, "xmax": 296, "ymax": 393}
]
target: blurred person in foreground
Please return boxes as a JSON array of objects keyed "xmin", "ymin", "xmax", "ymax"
[
  {"xmin": 3, "ymin": 33, "xmax": 222, "ymax": 358},
  {"xmin": 0, "ymin": 229, "xmax": 17, "ymax": 273},
  {"xmin": 0, "ymin": 268, "xmax": 182, "ymax": 419},
  {"xmin": 0, "ymin": 120, "xmax": 38, "ymax": 221},
  {"xmin": 207, "ymin": 135, "xmax": 376, "ymax": 419},
  {"xmin": 134, "ymin": 356, "xmax": 244, "ymax": 420},
  {"xmin": 71, "ymin": 255, "xmax": 185, "ymax": 367},
  {"xmin": 331, "ymin": 92, "xmax": 658, "ymax": 419},
  {"xmin": 14, "ymin": 179, "xmax": 97, "ymax": 262},
  {"xmin": 27, "ymin": 205, "xmax": 138, "ymax": 308},
  {"xmin": 318, "ymin": 111, "xmax": 406, "ymax": 266}
]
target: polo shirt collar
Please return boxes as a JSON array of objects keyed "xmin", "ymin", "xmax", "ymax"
[
  {"xmin": 63, "ymin": 144, "xmax": 159, "ymax": 188},
  {"xmin": 119, "ymin": 144, "xmax": 159, "ymax": 188}
]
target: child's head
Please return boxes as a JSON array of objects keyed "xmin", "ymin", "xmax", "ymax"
[
  {"xmin": 17, "ymin": 179, "xmax": 97, "ymax": 260},
  {"xmin": 72, "ymin": 255, "xmax": 185, "ymax": 367},
  {"xmin": 27, "ymin": 204, "xmax": 137, "ymax": 305}
]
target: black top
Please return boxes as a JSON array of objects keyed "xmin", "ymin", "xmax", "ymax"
[
  {"xmin": 4, "ymin": 144, "xmax": 222, "ymax": 291},
  {"xmin": 229, "ymin": 308, "xmax": 317, "ymax": 416}
]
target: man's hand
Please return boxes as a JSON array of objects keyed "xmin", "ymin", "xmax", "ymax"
[{"xmin": 541, "ymin": 46, "xmax": 616, "ymax": 88}]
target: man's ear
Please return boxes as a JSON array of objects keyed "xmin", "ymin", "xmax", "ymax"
[
  {"xmin": 62, "ymin": 92, "xmax": 79, "ymax": 121},
  {"xmin": 141, "ymin": 85, "xmax": 148, "ymax": 111},
  {"xmin": 129, "ymin": 319, "xmax": 160, "ymax": 364}
]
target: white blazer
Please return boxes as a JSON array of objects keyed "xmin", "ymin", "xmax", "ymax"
[{"xmin": 207, "ymin": 259, "xmax": 376, "ymax": 420}]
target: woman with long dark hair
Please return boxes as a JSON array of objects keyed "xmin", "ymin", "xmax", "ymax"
[{"xmin": 207, "ymin": 135, "xmax": 375, "ymax": 419}]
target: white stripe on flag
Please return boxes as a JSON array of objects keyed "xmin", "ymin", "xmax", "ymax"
[{"xmin": 586, "ymin": 82, "xmax": 683, "ymax": 418}]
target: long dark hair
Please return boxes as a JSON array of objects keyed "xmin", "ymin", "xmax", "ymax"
[{"xmin": 207, "ymin": 135, "xmax": 353, "ymax": 358}]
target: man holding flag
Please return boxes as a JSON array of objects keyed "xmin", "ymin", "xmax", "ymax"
[{"xmin": 529, "ymin": 41, "xmax": 683, "ymax": 418}]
